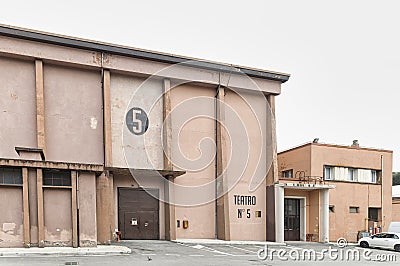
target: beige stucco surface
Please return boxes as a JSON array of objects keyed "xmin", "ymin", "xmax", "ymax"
[
  {"xmin": 171, "ymin": 83, "xmax": 216, "ymax": 238},
  {"xmin": 392, "ymin": 201, "xmax": 400, "ymax": 222},
  {"xmin": 44, "ymin": 64, "xmax": 103, "ymax": 164},
  {"xmin": 0, "ymin": 187, "xmax": 24, "ymax": 247},
  {"xmin": 78, "ymin": 172, "xmax": 97, "ymax": 246},
  {"xmin": 43, "ymin": 188, "xmax": 72, "ymax": 246},
  {"xmin": 0, "ymin": 57, "xmax": 36, "ymax": 159},
  {"xmin": 224, "ymin": 90, "xmax": 268, "ymax": 241},
  {"xmin": 111, "ymin": 74, "xmax": 164, "ymax": 170}
]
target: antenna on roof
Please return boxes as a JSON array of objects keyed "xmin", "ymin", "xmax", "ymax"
[{"xmin": 313, "ymin": 138, "xmax": 319, "ymax": 143}]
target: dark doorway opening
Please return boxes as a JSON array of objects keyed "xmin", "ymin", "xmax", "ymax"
[{"xmin": 284, "ymin": 198, "xmax": 300, "ymax": 241}]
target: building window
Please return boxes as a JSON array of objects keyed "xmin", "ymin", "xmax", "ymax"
[
  {"xmin": 329, "ymin": 205, "xmax": 335, "ymax": 213},
  {"xmin": 0, "ymin": 167, "xmax": 22, "ymax": 185},
  {"xmin": 282, "ymin": 169, "xmax": 293, "ymax": 178},
  {"xmin": 43, "ymin": 170, "xmax": 71, "ymax": 186},
  {"xmin": 348, "ymin": 168, "xmax": 356, "ymax": 181},
  {"xmin": 324, "ymin": 166, "xmax": 333, "ymax": 180},
  {"xmin": 368, "ymin": 207, "xmax": 381, "ymax": 221},
  {"xmin": 349, "ymin": 206, "xmax": 359, "ymax": 213},
  {"xmin": 371, "ymin": 170, "xmax": 377, "ymax": 183}
]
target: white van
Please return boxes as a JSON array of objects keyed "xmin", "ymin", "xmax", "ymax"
[{"xmin": 388, "ymin": 222, "xmax": 400, "ymax": 233}]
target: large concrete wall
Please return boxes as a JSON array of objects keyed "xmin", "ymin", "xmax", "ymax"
[
  {"xmin": 171, "ymin": 83, "xmax": 216, "ymax": 239},
  {"xmin": 44, "ymin": 64, "xmax": 103, "ymax": 164},
  {"xmin": 110, "ymin": 74, "xmax": 163, "ymax": 170},
  {"xmin": 306, "ymin": 144, "xmax": 392, "ymax": 242},
  {"xmin": 0, "ymin": 187, "xmax": 24, "ymax": 247},
  {"xmin": 311, "ymin": 144, "xmax": 392, "ymax": 240},
  {"xmin": 224, "ymin": 90, "xmax": 268, "ymax": 241},
  {"xmin": 0, "ymin": 57, "xmax": 36, "ymax": 159},
  {"xmin": 328, "ymin": 182, "xmax": 379, "ymax": 241},
  {"xmin": 78, "ymin": 172, "xmax": 97, "ymax": 247},
  {"xmin": 43, "ymin": 188, "xmax": 72, "ymax": 246},
  {"xmin": 392, "ymin": 200, "xmax": 400, "ymax": 222},
  {"xmin": 278, "ymin": 145, "xmax": 311, "ymax": 177}
]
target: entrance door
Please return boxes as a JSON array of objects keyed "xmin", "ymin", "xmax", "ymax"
[
  {"xmin": 284, "ymin": 198, "xmax": 300, "ymax": 241},
  {"xmin": 118, "ymin": 188, "xmax": 159, "ymax": 240}
]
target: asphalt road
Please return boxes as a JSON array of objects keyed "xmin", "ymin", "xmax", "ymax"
[{"xmin": 0, "ymin": 240, "xmax": 399, "ymax": 265}]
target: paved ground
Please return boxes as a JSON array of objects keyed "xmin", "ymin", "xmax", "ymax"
[{"xmin": 0, "ymin": 240, "xmax": 399, "ymax": 265}]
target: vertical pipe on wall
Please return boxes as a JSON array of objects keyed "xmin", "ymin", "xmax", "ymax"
[{"xmin": 22, "ymin": 167, "xmax": 31, "ymax": 247}]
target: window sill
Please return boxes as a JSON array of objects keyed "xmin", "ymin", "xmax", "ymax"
[
  {"xmin": 42, "ymin": 185, "xmax": 72, "ymax": 189},
  {"xmin": 0, "ymin": 184, "xmax": 23, "ymax": 187}
]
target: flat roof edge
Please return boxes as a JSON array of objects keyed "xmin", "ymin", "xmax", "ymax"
[
  {"xmin": 0, "ymin": 25, "xmax": 290, "ymax": 83},
  {"xmin": 278, "ymin": 142, "xmax": 393, "ymax": 155}
]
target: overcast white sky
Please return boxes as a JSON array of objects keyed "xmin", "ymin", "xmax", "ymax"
[{"xmin": 1, "ymin": 0, "xmax": 399, "ymax": 171}]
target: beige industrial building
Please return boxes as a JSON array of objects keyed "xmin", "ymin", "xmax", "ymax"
[
  {"xmin": 0, "ymin": 25, "xmax": 290, "ymax": 248},
  {"xmin": 1, "ymin": 25, "xmax": 391, "ymax": 248},
  {"xmin": 277, "ymin": 141, "xmax": 392, "ymax": 243}
]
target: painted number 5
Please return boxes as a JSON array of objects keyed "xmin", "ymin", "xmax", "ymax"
[{"xmin": 126, "ymin": 107, "xmax": 149, "ymax": 135}]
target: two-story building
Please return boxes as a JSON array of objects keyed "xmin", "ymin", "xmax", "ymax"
[{"xmin": 276, "ymin": 141, "xmax": 392, "ymax": 243}]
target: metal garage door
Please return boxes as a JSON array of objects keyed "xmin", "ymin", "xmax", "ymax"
[{"xmin": 118, "ymin": 188, "xmax": 159, "ymax": 240}]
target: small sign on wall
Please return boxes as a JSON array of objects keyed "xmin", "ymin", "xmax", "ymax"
[
  {"xmin": 126, "ymin": 107, "xmax": 149, "ymax": 135},
  {"xmin": 234, "ymin": 195, "xmax": 260, "ymax": 219}
]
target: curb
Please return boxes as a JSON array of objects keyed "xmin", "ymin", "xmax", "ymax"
[{"xmin": 0, "ymin": 246, "xmax": 131, "ymax": 257}]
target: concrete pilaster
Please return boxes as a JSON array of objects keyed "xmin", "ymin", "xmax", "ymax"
[
  {"xmin": 274, "ymin": 185, "xmax": 284, "ymax": 243},
  {"xmin": 96, "ymin": 171, "xmax": 114, "ymax": 244},
  {"xmin": 22, "ymin": 167, "xmax": 30, "ymax": 247},
  {"xmin": 216, "ymin": 86, "xmax": 231, "ymax": 240},
  {"xmin": 320, "ymin": 189, "xmax": 329, "ymax": 243}
]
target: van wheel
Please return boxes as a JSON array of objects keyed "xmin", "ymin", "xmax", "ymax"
[
  {"xmin": 395, "ymin": 245, "xmax": 400, "ymax": 252},
  {"xmin": 360, "ymin": 241, "xmax": 369, "ymax": 248}
]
